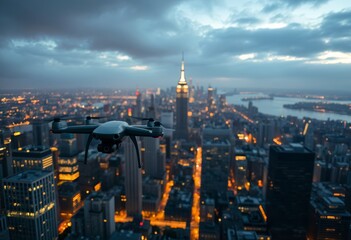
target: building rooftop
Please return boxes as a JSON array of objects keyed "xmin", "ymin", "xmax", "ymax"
[
  {"xmin": 12, "ymin": 145, "xmax": 51, "ymax": 157},
  {"xmin": 272, "ymin": 143, "xmax": 313, "ymax": 154},
  {"xmin": 110, "ymin": 231, "xmax": 142, "ymax": 240},
  {"xmin": 237, "ymin": 196, "xmax": 261, "ymax": 206},
  {"xmin": 86, "ymin": 191, "xmax": 113, "ymax": 202},
  {"xmin": 4, "ymin": 170, "xmax": 52, "ymax": 183}
]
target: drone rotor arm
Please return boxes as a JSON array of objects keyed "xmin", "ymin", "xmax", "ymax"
[
  {"xmin": 124, "ymin": 126, "xmax": 153, "ymax": 137},
  {"xmin": 52, "ymin": 125, "xmax": 98, "ymax": 134}
]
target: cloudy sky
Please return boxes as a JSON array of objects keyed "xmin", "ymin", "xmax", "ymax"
[{"xmin": 0, "ymin": 0, "xmax": 350, "ymax": 91}]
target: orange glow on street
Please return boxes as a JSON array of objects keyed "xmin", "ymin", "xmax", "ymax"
[{"xmin": 191, "ymin": 147, "xmax": 202, "ymax": 240}]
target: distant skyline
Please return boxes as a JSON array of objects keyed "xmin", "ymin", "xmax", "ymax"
[{"xmin": 0, "ymin": 0, "xmax": 350, "ymax": 91}]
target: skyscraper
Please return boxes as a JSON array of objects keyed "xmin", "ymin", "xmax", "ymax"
[
  {"xmin": 32, "ymin": 120, "xmax": 50, "ymax": 147},
  {"xmin": 0, "ymin": 130, "xmax": 13, "ymax": 179},
  {"xmin": 257, "ymin": 119, "xmax": 275, "ymax": 147},
  {"xmin": 161, "ymin": 111, "xmax": 173, "ymax": 158},
  {"xmin": 201, "ymin": 126, "xmax": 232, "ymax": 196},
  {"xmin": 143, "ymin": 137, "xmax": 159, "ymax": 178},
  {"xmin": 175, "ymin": 55, "xmax": 189, "ymax": 140},
  {"xmin": 57, "ymin": 134, "xmax": 79, "ymax": 182},
  {"xmin": 135, "ymin": 89, "xmax": 142, "ymax": 117},
  {"xmin": 78, "ymin": 150, "xmax": 101, "ymax": 198},
  {"xmin": 11, "ymin": 146, "xmax": 53, "ymax": 174},
  {"xmin": 308, "ymin": 184, "xmax": 350, "ymax": 240},
  {"xmin": 123, "ymin": 137, "xmax": 142, "ymax": 217},
  {"xmin": 0, "ymin": 131, "xmax": 13, "ymax": 212},
  {"xmin": 0, "ymin": 215, "xmax": 9, "ymax": 240},
  {"xmin": 84, "ymin": 192, "xmax": 115, "ymax": 239},
  {"xmin": 59, "ymin": 133, "xmax": 78, "ymax": 157},
  {"xmin": 207, "ymin": 85, "xmax": 216, "ymax": 115},
  {"xmin": 3, "ymin": 170, "xmax": 58, "ymax": 240},
  {"xmin": 266, "ymin": 143, "xmax": 315, "ymax": 239}
]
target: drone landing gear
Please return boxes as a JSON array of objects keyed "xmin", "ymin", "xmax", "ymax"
[{"xmin": 129, "ymin": 135, "xmax": 142, "ymax": 168}]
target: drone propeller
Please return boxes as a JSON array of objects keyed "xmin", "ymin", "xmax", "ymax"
[
  {"xmin": 41, "ymin": 115, "xmax": 71, "ymax": 122},
  {"xmin": 131, "ymin": 116, "xmax": 154, "ymax": 122},
  {"xmin": 154, "ymin": 121, "xmax": 175, "ymax": 131},
  {"xmin": 86, "ymin": 115, "xmax": 106, "ymax": 120},
  {"xmin": 129, "ymin": 135, "xmax": 142, "ymax": 168},
  {"xmin": 85, "ymin": 115, "xmax": 106, "ymax": 125}
]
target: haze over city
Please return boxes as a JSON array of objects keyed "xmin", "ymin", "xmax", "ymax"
[{"xmin": 1, "ymin": 0, "xmax": 351, "ymax": 90}]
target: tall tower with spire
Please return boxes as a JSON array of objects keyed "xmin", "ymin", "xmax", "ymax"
[{"xmin": 175, "ymin": 54, "xmax": 189, "ymax": 140}]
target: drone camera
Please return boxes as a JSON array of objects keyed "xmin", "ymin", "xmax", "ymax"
[
  {"xmin": 113, "ymin": 134, "xmax": 120, "ymax": 140},
  {"xmin": 98, "ymin": 144, "xmax": 113, "ymax": 153}
]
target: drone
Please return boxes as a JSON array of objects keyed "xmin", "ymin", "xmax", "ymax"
[{"xmin": 50, "ymin": 116, "xmax": 164, "ymax": 168}]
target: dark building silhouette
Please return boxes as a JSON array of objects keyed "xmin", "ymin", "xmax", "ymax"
[
  {"xmin": 0, "ymin": 131, "xmax": 13, "ymax": 211},
  {"xmin": 0, "ymin": 214, "xmax": 9, "ymax": 240},
  {"xmin": 266, "ymin": 143, "xmax": 315, "ymax": 239},
  {"xmin": 32, "ymin": 120, "xmax": 50, "ymax": 147},
  {"xmin": 135, "ymin": 89, "xmax": 142, "ymax": 117},
  {"xmin": 58, "ymin": 181, "xmax": 82, "ymax": 220},
  {"xmin": 175, "ymin": 55, "xmax": 189, "ymax": 140},
  {"xmin": 123, "ymin": 137, "xmax": 142, "ymax": 217}
]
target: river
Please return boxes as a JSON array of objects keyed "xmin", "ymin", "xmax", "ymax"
[{"xmin": 226, "ymin": 93, "xmax": 351, "ymax": 122}]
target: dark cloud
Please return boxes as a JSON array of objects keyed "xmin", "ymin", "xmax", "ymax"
[
  {"xmin": 320, "ymin": 10, "xmax": 351, "ymax": 38},
  {"xmin": 278, "ymin": 0, "xmax": 329, "ymax": 7},
  {"xmin": 0, "ymin": 0, "xmax": 190, "ymax": 58},
  {"xmin": 262, "ymin": 4, "xmax": 281, "ymax": 13},
  {"xmin": 262, "ymin": 0, "xmax": 329, "ymax": 12},
  {"xmin": 202, "ymin": 9, "xmax": 351, "ymax": 58},
  {"xmin": 201, "ymin": 24, "xmax": 325, "ymax": 57},
  {"xmin": 0, "ymin": 1, "xmax": 350, "ymax": 91}
]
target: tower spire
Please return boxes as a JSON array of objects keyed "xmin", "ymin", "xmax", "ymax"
[{"xmin": 179, "ymin": 53, "xmax": 186, "ymax": 83}]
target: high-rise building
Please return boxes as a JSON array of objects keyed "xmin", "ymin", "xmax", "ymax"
[
  {"xmin": 143, "ymin": 137, "xmax": 165, "ymax": 180},
  {"xmin": 257, "ymin": 119, "xmax": 274, "ymax": 147},
  {"xmin": 313, "ymin": 160, "xmax": 328, "ymax": 182},
  {"xmin": 0, "ymin": 131, "xmax": 13, "ymax": 211},
  {"xmin": 161, "ymin": 111, "xmax": 173, "ymax": 158},
  {"xmin": 143, "ymin": 137, "xmax": 158, "ymax": 177},
  {"xmin": 58, "ymin": 181, "xmax": 82, "ymax": 220},
  {"xmin": 147, "ymin": 93, "xmax": 157, "ymax": 119},
  {"xmin": 175, "ymin": 55, "xmax": 189, "ymax": 140},
  {"xmin": 135, "ymin": 89, "xmax": 142, "ymax": 117},
  {"xmin": 57, "ymin": 155, "xmax": 80, "ymax": 182},
  {"xmin": 207, "ymin": 85, "xmax": 216, "ymax": 115},
  {"xmin": 32, "ymin": 120, "xmax": 50, "ymax": 147},
  {"xmin": 0, "ymin": 130, "xmax": 13, "ymax": 179},
  {"xmin": 233, "ymin": 148, "xmax": 248, "ymax": 191},
  {"xmin": 3, "ymin": 170, "xmax": 58, "ymax": 240},
  {"xmin": 266, "ymin": 143, "xmax": 315, "ymax": 239},
  {"xmin": 201, "ymin": 126, "xmax": 232, "ymax": 197},
  {"xmin": 308, "ymin": 185, "xmax": 351, "ymax": 239},
  {"xmin": 78, "ymin": 150, "xmax": 101, "ymax": 198},
  {"xmin": 84, "ymin": 192, "xmax": 115, "ymax": 239},
  {"xmin": 10, "ymin": 131, "xmax": 27, "ymax": 150},
  {"xmin": 0, "ymin": 214, "xmax": 9, "ymax": 240},
  {"xmin": 11, "ymin": 146, "xmax": 53, "ymax": 174},
  {"xmin": 59, "ymin": 133, "xmax": 78, "ymax": 157},
  {"xmin": 123, "ymin": 137, "xmax": 142, "ymax": 217}
]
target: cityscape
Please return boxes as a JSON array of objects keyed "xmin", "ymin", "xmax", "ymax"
[
  {"xmin": 1, "ymin": 1, "xmax": 351, "ymax": 240},
  {"xmin": 0, "ymin": 58, "xmax": 351, "ymax": 239}
]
